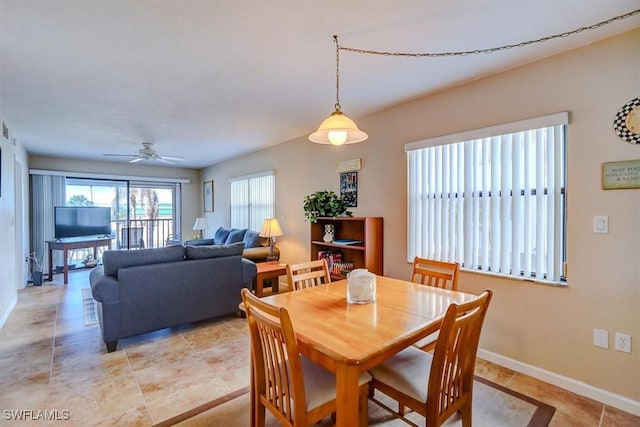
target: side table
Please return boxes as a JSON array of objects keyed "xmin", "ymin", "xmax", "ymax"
[{"xmin": 255, "ymin": 261, "xmax": 287, "ymax": 297}]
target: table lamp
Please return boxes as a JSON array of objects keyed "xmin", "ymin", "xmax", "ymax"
[
  {"xmin": 259, "ymin": 218, "xmax": 283, "ymax": 261},
  {"xmin": 192, "ymin": 217, "xmax": 208, "ymax": 239}
]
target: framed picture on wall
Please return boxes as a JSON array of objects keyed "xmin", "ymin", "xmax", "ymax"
[
  {"xmin": 203, "ymin": 180, "xmax": 214, "ymax": 212},
  {"xmin": 340, "ymin": 171, "xmax": 357, "ymax": 207}
]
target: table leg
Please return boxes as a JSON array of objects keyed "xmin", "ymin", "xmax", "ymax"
[
  {"xmin": 335, "ymin": 364, "xmax": 361, "ymax": 427},
  {"xmin": 48, "ymin": 247, "xmax": 53, "ymax": 281},
  {"xmin": 63, "ymin": 249, "xmax": 69, "ymax": 285},
  {"xmin": 255, "ymin": 275, "xmax": 265, "ymax": 298}
]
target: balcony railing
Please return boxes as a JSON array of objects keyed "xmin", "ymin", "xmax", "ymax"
[{"xmin": 114, "ymin": 218, "xmax": 176, "ymax": 249}]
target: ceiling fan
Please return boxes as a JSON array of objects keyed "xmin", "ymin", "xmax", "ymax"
[{"xmin": 103, "ymin": 142, "xmax": 184, "ymax": 164}]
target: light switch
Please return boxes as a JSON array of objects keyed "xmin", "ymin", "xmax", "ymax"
[
  {"xmin": 594, "ymin": 329, "xmax": 609, "ymax": 349},
  {"xmin": 593, "ymin": 216, "xmax": 608, "ymax": 233}
]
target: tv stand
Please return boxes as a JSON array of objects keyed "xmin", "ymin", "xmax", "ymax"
[{"xmin": 47, "ymin": 237, "xmax": 112, "ymax": 285}]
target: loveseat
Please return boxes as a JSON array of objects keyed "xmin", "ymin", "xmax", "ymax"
[
  {"xmin": 89, "ymin": 242, "xmax": 257, "ymax": 352},
  {"xmin": 184, "ymin": 226, "xmax": 280, "ymax": 262}
]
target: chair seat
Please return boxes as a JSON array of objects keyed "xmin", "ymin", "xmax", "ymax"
[
  {"xmin": 369, "ymin": 345, "xmax": 433, "ymax": 403},
  {"xmin": 302, "ymin": 356, "xmax": 372, "ymax": 412}
]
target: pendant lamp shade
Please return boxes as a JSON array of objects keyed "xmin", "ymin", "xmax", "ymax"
[{"xmin": 309, "ymin": 110, "xmax": 368, "ymax": 146}]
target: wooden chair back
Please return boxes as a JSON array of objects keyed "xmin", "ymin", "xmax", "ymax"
[
  {"xmin": 241, "ymin": 288, "xmax": 307, "ymax": 426},
  {"xmin": 286, "ymin": 259, "xmax": 331, "ymax": 291},
  {"xmin": 411, "ymin": 257, "xmax": 460, "ymax": 291},
  {"xmin": 427, "ymin": 289, "xmax": 493, "ymax": 426}
]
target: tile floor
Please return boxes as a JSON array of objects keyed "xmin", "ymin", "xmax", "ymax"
[{"xmin": 0, "ymin": 269, "xmax": 638, "ymax": 426}]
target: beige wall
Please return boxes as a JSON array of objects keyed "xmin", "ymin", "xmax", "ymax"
[
  {"xmin": 0, "ymin": 113, "xmax": 29, "ymax": 327},
  {"xmin": 204, "ymin": 29, "xmax": 640, "ymax": 403},
  {"xmin": 28, "ymin": 156, "xmax": 202, "ymax": 240}
]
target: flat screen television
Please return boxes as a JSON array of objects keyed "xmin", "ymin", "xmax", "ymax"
[{"xmin": 54, "ymin": 206, "xmax": 112, "ymax": 239}]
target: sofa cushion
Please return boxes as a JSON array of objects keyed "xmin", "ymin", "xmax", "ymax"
[
  {"xmin": 214, "ymin": 227, "xmax": 231, "ymax": 244},
  {"xmin": 242, "ymin": 229, "xmax": 264, "ymax": 248},
  {"xmin": 225, "ymin": 228, "xmax": 247, "ymax": 244},
  {"xmin": 185, "ymin": 242, "xmax": 245, "ymax": 260},
  {"xmin": 103, "ymin": 245, "xmax": 186, "ymax": 277},
  {"xmin": 183, "ymin": 238, "xmax": 214, "ymax": 246}
]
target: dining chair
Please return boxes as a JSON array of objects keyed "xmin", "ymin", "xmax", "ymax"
[
  {"xmin": 411, "ymin": 257, "xmax": 460, "ymax": 352},
  {"xmin": 241, "ymin": 288, "xmax": 371, "ymax": 427},
  {"xmin": 368, "ymin": 289, "xmax": 493, "ymax": 427},
  {"xmin": 410, "ymin": 257, "xmax": 460, "ymax": 290},
  {"xmin": 286, "ymin": 259, "xmax": 331, "ymax": 291}
]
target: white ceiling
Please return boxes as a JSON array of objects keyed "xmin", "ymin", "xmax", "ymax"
[{"xmin": 1, "ymin": 1, "xmax": 639, "ymax": 169}]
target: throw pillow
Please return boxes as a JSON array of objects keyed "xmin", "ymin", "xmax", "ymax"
[
  {"xmin": 242, "ymin": 229, "xmax": 263, "ymax": 248},
  {"xmin": 103, "ymin": 245, "xmax": 186, "ymax": 277},
  {"xmin": 185, "ymin": 242, "xmax": 245, "ymax": 260},
  {"xmin": 213, "ymin": 227, "xmax": 231, "ymax": 244},
  {"xmin": 225, "ymin": 228, "xmax": 247, "ymax": 244}
]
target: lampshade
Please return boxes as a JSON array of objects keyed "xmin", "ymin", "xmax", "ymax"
[
  {"xmin": 192, "ymin": 217, "xmax": 208, "ymax": 231},
  {"xmin": 309, "ymin": 110, "xmax": 368, "ymax": 146},
  {"xmin": 259, "ymin": 218, "xmax": 283, "ymax": 238}
]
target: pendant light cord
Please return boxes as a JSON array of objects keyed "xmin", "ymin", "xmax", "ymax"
[
  {"xmin": 334, "ymin": 35, "xmax": 341, "ymax": 112},
  {"xmin": 337, "ymin": 9, "xmax": 639, "ymax": 58}
]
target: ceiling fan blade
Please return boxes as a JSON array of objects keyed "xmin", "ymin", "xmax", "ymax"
[
  {"xmin": 104, "ymin": 153, "xmax": 137, "ymax": 158},
  {"xmin": 129, "ymin": 157, "xmax": 144, "ymax": 163},
  {"xmin": 156, "ymin": 158, "xmax": 174, "ymax": 164},
  {"xmin": 160, "ymin": 156, "xmax": 184, "ymax": 162}
]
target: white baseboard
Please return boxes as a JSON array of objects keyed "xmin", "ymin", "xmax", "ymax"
[
  {"xmin": 0, "ymin": 295, "xmax": 18, "ymax": 330},
  {"xmin": 478, "ymin": 349, "xmax": 640, "ymax": 417}
]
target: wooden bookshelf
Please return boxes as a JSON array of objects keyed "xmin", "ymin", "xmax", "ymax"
[{"xmin": 310, "ymin": 217, "xmax": 383, "ymax": 280}]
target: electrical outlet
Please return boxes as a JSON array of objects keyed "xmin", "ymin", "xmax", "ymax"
[{"xmin": 615, "ymin": 333, "xmax": 631, "ymax": 353}]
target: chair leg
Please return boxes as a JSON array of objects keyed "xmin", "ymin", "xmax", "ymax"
[
  {"xmin": 255, "ymin": 401, "xmax": 266, "ymax": 427},
  {"xmin": 460, "ymin": 402, "xmax": 472, "ymax": 427},
  {"xmin": 368, "ymin": 382, "xmax": 375, "ymax": 398}
]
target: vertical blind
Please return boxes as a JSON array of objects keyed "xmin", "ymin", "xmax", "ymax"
[
  {"xmin": 406, "ymin": 113, "xmax": 567, "ymax": 282},
  {"xmin": 230, "ymin": 171, "xmax": 275, "ymax": 231}
]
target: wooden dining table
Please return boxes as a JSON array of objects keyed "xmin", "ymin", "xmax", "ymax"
[{"xmin": 260, "ymin": 275, "xmax": 477, "ymax": 427}]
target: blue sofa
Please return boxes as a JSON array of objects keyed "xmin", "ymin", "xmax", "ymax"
[{"xmin": 89, "ymin": 242, "xmax": 257, "ymax": 352}]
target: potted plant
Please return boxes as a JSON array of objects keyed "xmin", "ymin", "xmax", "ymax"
[{"xmin": 303, "ymin": 190, "xmax": 353, "ymax": 223}]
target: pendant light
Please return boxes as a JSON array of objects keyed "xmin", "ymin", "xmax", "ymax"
[{"xmin": 309, "ymin": 35, "xmax": 367, "ymax": 146}]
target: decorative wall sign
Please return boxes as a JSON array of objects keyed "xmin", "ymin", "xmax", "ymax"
[
  {"xmin": 602, "ymin": 159, "xmax": 640, "ymax": 190},
  {"xmin": 340, "ymin": 171, "xmax": 358, "ymax": 207},
  {"xmin": 336, "ymin": 158, "xmax": 361, "ymax": 172},
  {"xmin": 203, "ymin": 180, "xmax": 214, "ymax": 212}
]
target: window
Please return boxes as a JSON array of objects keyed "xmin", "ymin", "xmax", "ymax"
[
  {"xmin": 230, "ymin": 171, "xmax": 275, "ymax": 231},
  {"xmin": 406, "ymin": 112, "xmax": 567, "ymax": 283}
]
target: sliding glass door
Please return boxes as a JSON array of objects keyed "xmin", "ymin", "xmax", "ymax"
[{"xmin": 65, "ymin": 178, "xmax": 181, "ymax": 252}]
